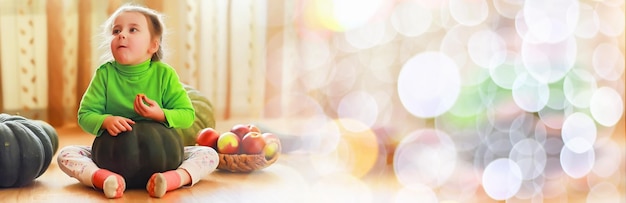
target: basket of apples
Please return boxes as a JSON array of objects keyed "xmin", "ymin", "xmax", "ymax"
[{"xmin": 195, "ymin": 124, "xmax": 281, "ymax": 173}]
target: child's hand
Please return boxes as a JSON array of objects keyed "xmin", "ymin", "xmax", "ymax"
[
  {"xmin": 134, "ymin": 94, "xmax": 166, "ymax": 122},
  {"xmin": 102, "ymin": 116, "xmax": 135, "ymax": 136}
]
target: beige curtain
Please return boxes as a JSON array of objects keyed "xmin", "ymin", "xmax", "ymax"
[{"xmin": 0, "ymin": 0, "xmax": 275, "ymax": 127}]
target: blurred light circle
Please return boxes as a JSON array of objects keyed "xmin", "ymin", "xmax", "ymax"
[
  {"xmin": 394, "ymin": 129, "xmax": 457, "ymax": 188},
  {"xmin": 337, "ymin": 91, "xmax": 379, "ymax": 131},
  {"xmin": 597, "ymin": 3, "xmax": 625, "ymax": 37},
  {"xmin": 310, "ymin": 119, "xmax": 378, "ymax": 178},
  {"xmin": 592, "ymin": 43, "xmax": 625, "ymax": 81},
  {"xmin": 301, "ymin": 64, "xmax": 335, "ymax": 91},
  {"xmin": 359, "ymin": 44, "xmax": 398, "ymax": 84},
  {"xmin": 394, "ymin": 185, "xmax": 438, "ymax": 203},
  {"xmin": 437, "ymin": 162, "xmax": 481, "ymax": 202},
  {"xmin": 590, "ymin": 87, "xmax": 624, "ymax": 127},
  {"xmin": 515, "ymin": 11, "xmax": 542, "ymax": 44},
  {"xmin": 510, "ymin": 139, "xmax": 547, "ymax": 180},
  {"xmin": 344, "ymin": 20, "xmax": 387, "ymax": 50},
  {"xmin": 523, "ymin": 0, "xmax": 579, "ymax": 43},
  {"xmin": 563, "ymin": 69, "xmax": 597, "ymax": 109},
  {"xmin": 493, "ymin": 0, "xmax": 524, "ymax": 19},
  {"xmin": 574, "ymin": 3, "xmax": 600, "ymax": 39},
  {"xmin": 467, "ymin": 30, "xmax": 507, "ymax": 69},
  {"xmin": 546, "ymin": 82, "xmax": 568, "ymax": 110},
  {"xmin": 586, "ymin": 182, "xmax": 622, "ymax": 203},
  {"xmin": 390, "ymin": 1, "xmax": 432, "ymax": 37},
  {"xmin": 515, "ymin": 178, "xmax": 545, "ymax": 200},
  {"xmin": 544, "ymin": 157, "xmax": 565, "ymax": 180},
  {"xmin": 484, "ymin": 96, "xmax": 525, "ymax": 132},
  {"xmin": 508, "ymin": 113, "xmax": 536, "ymax": 144},
  {"xmin": 448, "ymin": 85, "xmax": 485, "ymax": 118},
  {"xmin": 440, "ymin": 25, "xmax": 491, "ymax": 86},
  {"xmin": 397, "ymin": 52, "xmax": 461, "ymax": 118},
  {"xmin": 321, "ymin": 57, "xmax": 358, "ymax": 97},
  {"xmin": 542, "ymin": 177, "xmax": 568, "ymax": 198},
  {"xmin": 544, "ymin": 137, "xmax": 564, "ymax": 156},
  {"xmin": 560, "ymin": 145, "xmax": 595, "ymax": 179},
  {"xmin": 333, "ymin": 0, "xmax": 384, "ymax": 31},
  {"xmin": 489, "ymin": 52, "xmax": 521, "ymax": 90},
  {"xmin": 299, "ymin": 33, "xmax": 332, "ymax": 70},
  {"xmin": 484, "ymin": 131, "xmax": 514, "ymax": 160},
  {"xmin": 449, "ymin": 0, "xmax": 489, "ymax": 26},
  {"xmin": 482, "ymin": 158, "xmax": 523, "ymax": 200},
  {"xmin": 592, "ymin": 140, "xmax": 623, "ymax": 178},
  {"xmin": 512, "ymin": 73, "xmax": 549, "ymax": 112},
  {"xmin": 533, "ymin": 121, "xmax": 547, "ymax": 144},
  {"xmin": 521, "ymin": 36, "xmax": 577, "ymax": 84},
  {"xmin": 537, "ymin": 106, "xmax": 569, "ymax": 130},
  {"xmin": 561, "ymin": 112, "xmax": 597, "ymax": 153}
]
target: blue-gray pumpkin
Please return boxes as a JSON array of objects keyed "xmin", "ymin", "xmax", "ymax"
[{"xmin": 0, "ymin": 113, "xmax": 59, "ymax": 188}]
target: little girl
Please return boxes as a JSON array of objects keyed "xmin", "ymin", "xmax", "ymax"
[{"xmin": 57, "ymin": 4, "xmax": 218, "ymax": 199}]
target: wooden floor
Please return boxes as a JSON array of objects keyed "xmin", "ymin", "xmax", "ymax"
[{"xmin": 0, "ymin": 120, "xmax": 624, "ymax": 203}]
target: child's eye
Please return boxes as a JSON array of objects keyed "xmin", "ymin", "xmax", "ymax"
[
  {"xmin": 112, "ymin": 29, "xmax": 121, "ymax": 35},
  {"xmin": 130, "ymin": 28, "xmax": 138, "ymax": 32}
]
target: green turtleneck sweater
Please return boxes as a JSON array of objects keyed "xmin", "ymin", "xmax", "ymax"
[{"xmin": 78, "ymin": 60, "xmax": 194, "ymax": 136}]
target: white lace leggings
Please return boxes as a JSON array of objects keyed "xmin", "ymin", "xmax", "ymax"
[{"xmin": 57, "ymin": 145, "xmax": 218, "ymax": 188}]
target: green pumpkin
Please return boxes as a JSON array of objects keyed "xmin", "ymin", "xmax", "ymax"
[
  {"xmin": 176, "ymin": 84, "xmax": 216, "ymax": 146},
  {"xmin": 35, "ymin": 120, "xmax": 59, "ymax": 154},
  {"xmin": 91, "ymin": 121, "xmax": 184, "ymax": 189},
  {"xmin": 0, "ymin": 113, "xmax": 58, "ymax": 188}
]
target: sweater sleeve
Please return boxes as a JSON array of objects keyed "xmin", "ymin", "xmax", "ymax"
[
  {"xmin": 77, "ymin": 67, "xmax": 110, "ymax": 136},
  {"xmin": 161, "ymin": 68, "xmax": 195, "ymax": 129}
]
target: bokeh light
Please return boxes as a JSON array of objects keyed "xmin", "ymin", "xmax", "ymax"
[
  {"xmin": 560, "ymin": 143, "xmax": 595, "ymax": 179},
  {"xmin": 397, "ymin": 52, "xmax": 461, "ymax": 118},
  {"xmin": 590, "ymin": 87, "xmax": 624, "ymax": 127},
  {"xmin": 309, "ymin": 119, "xmax": 378, "ymax": 178},
  {"xmin": 390, "ymin": 1, "xmax": 432, "ymax": 38},
  {"xmin": 282, "ymin": 0, "xmax": 625, "ymax": 201},
  {"xmin": 482, "ymin": 158, "xmax": 523, "ymax": 200},
  {"xmin": 394, "ymin": 129, "xmax": 457, "ymax": 188},
  {"xmin": 522, "ymin": 0, "xmax": 579, "ymax": 43}
]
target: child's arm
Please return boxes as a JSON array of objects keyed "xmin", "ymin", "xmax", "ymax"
[
  {"xmin": 160, "ymin": 70, "xmax": 195, "ymax": 129},
  {"xmin": 77, "ymin": 68, "xmax": 110, "ymax": 136}
]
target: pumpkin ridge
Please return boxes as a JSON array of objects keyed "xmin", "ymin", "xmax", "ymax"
[
  {"xmin": 15, "ymin": 120, "xmax": 54, "ymax": 178},
  {"xmin": 0, "ymin": 124, "xmax": 20, "ymax": 187},
  {"xmin": 3, "ymin": 121, "xmax": 44, "ymax": 187}
]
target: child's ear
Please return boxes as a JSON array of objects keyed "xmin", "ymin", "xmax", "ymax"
[{"xmin": 149, "ymin": 39, "xmax": 159, "ymax": 54}]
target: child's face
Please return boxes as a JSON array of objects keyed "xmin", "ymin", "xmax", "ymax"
[{"xmin": 110, "ymin": 11, "xmax": 158, "ymax": 65}]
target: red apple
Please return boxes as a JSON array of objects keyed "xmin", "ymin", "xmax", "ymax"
[
  {"xmin": 230, "ymin": 124, "xmax": 251, "ymax": 141},
  {"xmin": 248, "ymin": 124, "xmax": 261, "ymax": 133},
  {"xmin": 261, "ymin": 132, "xmax": 281, "ymax": 160},
  {"xmin": 196, "ymin": 127, "xmax": 220, "ymax": 149},
  {"xmin": 241, "ymin": 132, "xmax": 266, "ymax": 154},
  {"xmin": 217, "ymin": 132, "xmax": 240, "ymax": 154}
]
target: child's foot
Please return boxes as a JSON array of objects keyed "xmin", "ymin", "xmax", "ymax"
[
  {"xmin": 103, "ymin": 175, "xmax": 125, "ymax": 198},
  {"xmin": 147, "ymin": 171, "xmax": 182, "ymax": 198},
  {"xmin": 147, "ymin": 173, "xmax": 167, "ymax": 198},
  {"xmin": 92, "ymin": 169, "xmax": 125, "ymax": 199}
]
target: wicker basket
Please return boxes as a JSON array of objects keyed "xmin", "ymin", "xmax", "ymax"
[{"xmin": 217, "ymin": 152, "xmax": 279, "ymax": 173}]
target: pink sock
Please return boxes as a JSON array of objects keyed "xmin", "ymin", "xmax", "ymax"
[
  {"xmin": 92, "ymin": 169, "xmax": 125, "ymax": 198},
  {"xmin": 147, "ymin": 171, "xmax": 181, "ymax": 198}
]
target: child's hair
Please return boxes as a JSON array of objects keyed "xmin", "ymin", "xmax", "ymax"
[{"xmin": 98, "ymin": 3, "xmax": 167, "ymax": 63}]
